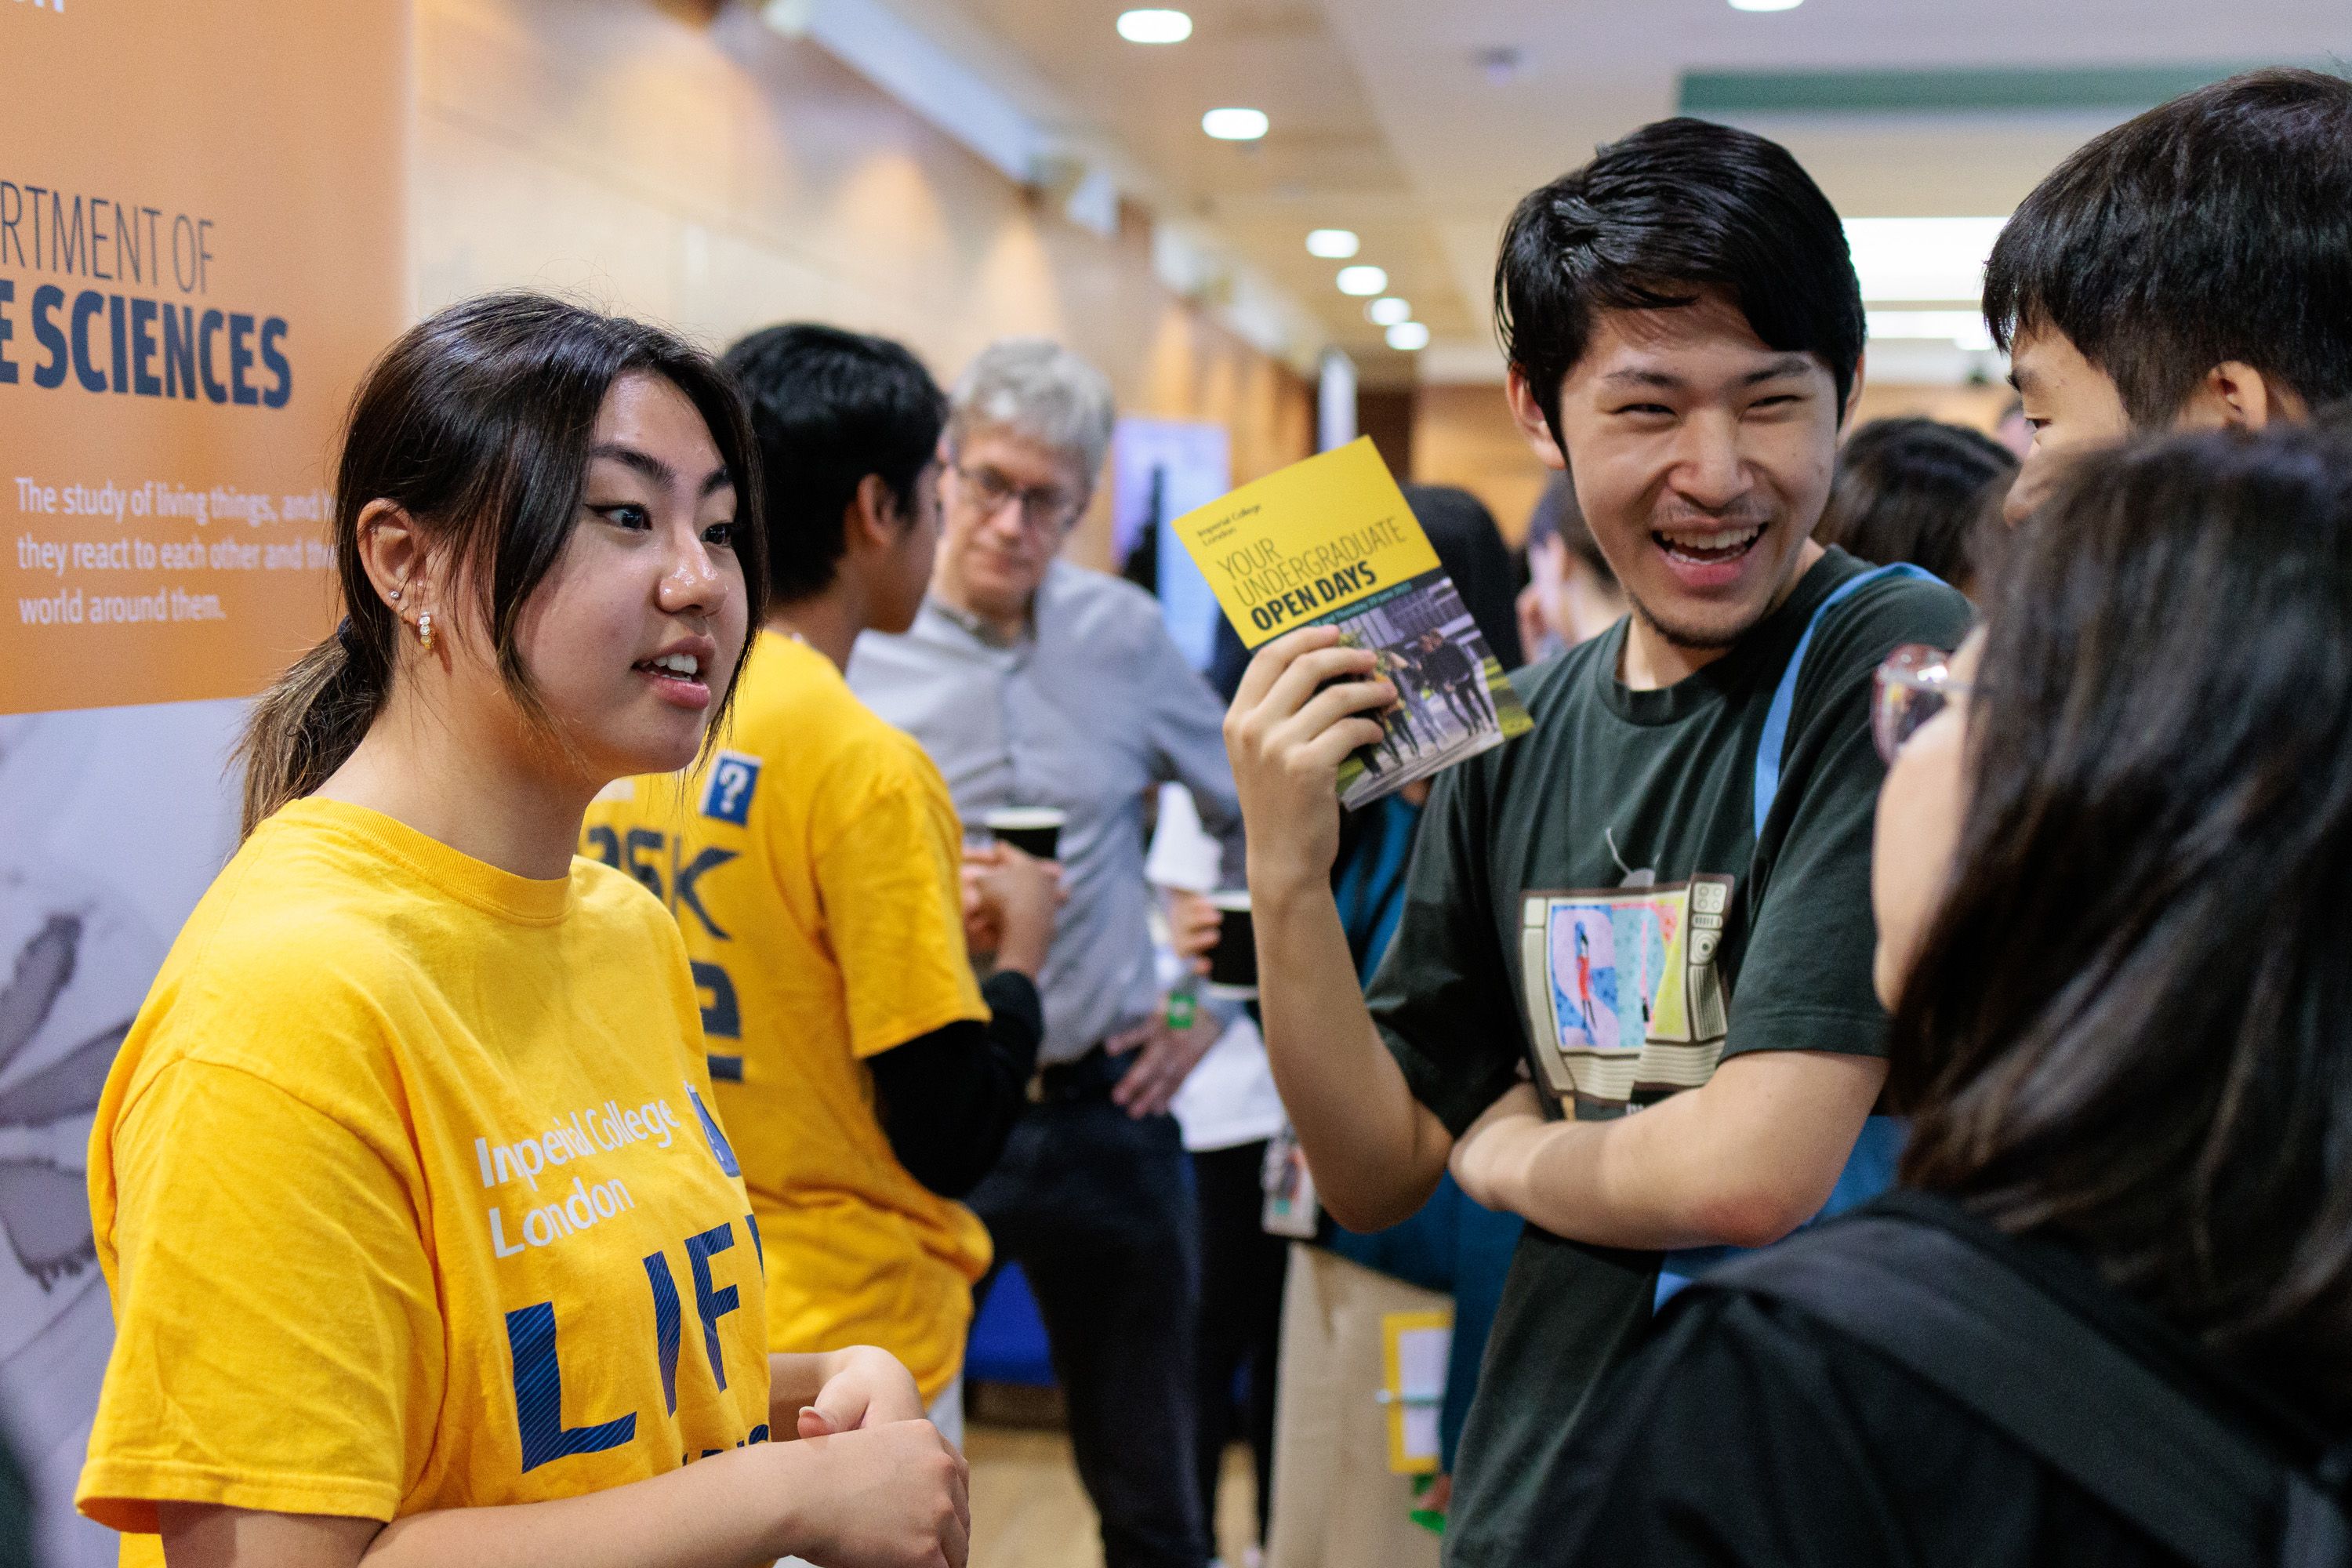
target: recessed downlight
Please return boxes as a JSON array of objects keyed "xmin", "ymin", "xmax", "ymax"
[
  {"xmin": 1306, "ymin": 229, "xmax": 1360, "ymax": 260},
  {"xmin": 1728, "ymin": 0, "xmax": 1802, "ymax": 10},
  {"xmin": 1385, "ymin": 322, "xmax": 1431, "ymax": 351},
  {"xmin": 1116, "ymin": 9, "xmax": 1193, "ymax": 42},
  {"xmin": 1336, "ymin": 265, "xmax": 1387, "ymax": 296},
  {"xmin": 1202, "ymin": 107, "xmax": 1269, "ymax": 141},
  {"xmin": 1366, "ymin": 297, "xmax": 1411, "ymax": 327}
]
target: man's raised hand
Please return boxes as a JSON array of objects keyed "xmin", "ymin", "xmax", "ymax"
[{"xmin": 1222, "ymin": 626, "xmax": 1393, "ymax": 899}]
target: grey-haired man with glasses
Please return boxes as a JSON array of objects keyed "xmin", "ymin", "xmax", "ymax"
[{"xmin": 851, "ymin": 337, "xmax": 1240, "ymax": 1568}]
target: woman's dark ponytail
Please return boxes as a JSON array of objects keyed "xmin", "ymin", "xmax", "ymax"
[
  {"xmin": 234, "ymin": 617, "xmax": 391, "ymax": 837},
  {"xmin": 229, "ymin": 292, "xmax": 767, "ymax": 840}
]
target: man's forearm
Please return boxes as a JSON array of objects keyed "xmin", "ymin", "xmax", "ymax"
[
  {"xmin": 1253, "ymin": 877, "xmax": 1450, "ymax": 1231},
  {"xmin": 1463, "ymin": 1051, "xmax": 1884, "ymax": 1250},
  {"xmin": 869, "ymin": 973, "xmax": 1042, "ymax": 1197}
]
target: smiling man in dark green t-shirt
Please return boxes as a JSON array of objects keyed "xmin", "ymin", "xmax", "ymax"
[{"xmin": 1225, "ymin": 119, "xmax": 1973, "ymax": 1566}]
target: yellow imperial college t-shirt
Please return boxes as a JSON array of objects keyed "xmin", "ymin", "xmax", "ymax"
[
  {"xmin": 78, "ymin": 798, "xmax": 771, "ymax": 1564},
  {"xmin": 584, "ymin": 630, "xmax": 992, "ymax": 1403}
]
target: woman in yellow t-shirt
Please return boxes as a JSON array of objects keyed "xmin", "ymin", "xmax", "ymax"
[{"xmin": 75, "ymin": 292, "xmax": 969, "ymax": 1568}]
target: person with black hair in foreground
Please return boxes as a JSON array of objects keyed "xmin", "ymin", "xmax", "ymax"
[
  {"xmin": 1814, "ymin": 417, "xmax": 2015, "ymax": 598},
  {"xmin": 1532, "ymin": 423, "xmax": 2352, "ymax": 1566},
  {"xmin": 587, "ymin": 325, "xmax": 1060, "ymax": 1457},
  {"xmin": 1990, "ymin": 67, "xmax": 2352, "ymax": 521},
  {"xmin": 1225, "ymin": 119, "xmax": 1972, "ymax": 1566}
]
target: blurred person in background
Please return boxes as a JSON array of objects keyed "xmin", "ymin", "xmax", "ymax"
[
  {"xmin": 1813, "ymin": 418, "xmax": 2016, "ymax": 599},
  {"xmin": 1145, "ymin": 789, "xmax": 1281, "ymax": 1568},
  {"xmin": 585, "ymin": 324, "xmax": 1062, "ymax": 1470},
  {"xmin": 1515, "ymin": 473, "xmax": 1626, "ymax": 663},
  {"xmin": 1530, "ymin": 423, "xmax": 2352, "ymax": 1566},
  {"xmin": 853, "ymin": 338, "xmax": 1243, "ymax": 1568},
  {"xmin": 1987, "ymin": 68, "xmax": 2352, "ymax": 521}
]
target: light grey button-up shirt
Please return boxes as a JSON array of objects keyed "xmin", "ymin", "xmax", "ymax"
[{"xmin": 848, "ymin": 560, "xmax": 1246, "ymax": 1065}]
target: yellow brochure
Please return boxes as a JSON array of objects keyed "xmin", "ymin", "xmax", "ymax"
[{"xmin": 1172, "ymin": 437, "xmax": 1532, "ymax": 807}]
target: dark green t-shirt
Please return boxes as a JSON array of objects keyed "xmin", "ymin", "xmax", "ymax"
[{"xmin": 1367, "ymin": 546, "xmax": 1973, "ymax": 1566}]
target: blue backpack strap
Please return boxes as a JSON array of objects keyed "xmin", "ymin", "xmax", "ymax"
[
  {"xmin": 1659, "ymin": 561, "xmax": 1940, "ymax": 1309},
  {"xmin": 1751, "ymin": 561, "xmax": 1936, "ymax": 840}
]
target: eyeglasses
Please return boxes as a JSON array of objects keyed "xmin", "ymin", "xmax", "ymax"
[
  {"xmin": 951, "ymin": 461, "xmax": 1082, "ymax": 535},
  {"xmin": 1871, "ymin": 643, "xmax": 1971, "ymax": 764}
]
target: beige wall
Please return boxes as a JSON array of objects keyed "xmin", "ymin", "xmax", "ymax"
[
  {"xmin": 1410, "ymin": 379, "xmax": 2013, "ymax": 546},
  {"xmin": 412, "ymin": 0, "xmax": 1313, "ymax": 567},
  {"xmin": 1410, "ymin": 383, "xmax": 1552, "ymax": 544}
]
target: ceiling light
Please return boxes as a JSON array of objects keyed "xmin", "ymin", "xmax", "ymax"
[
  {"xmin": 1844, "ymin": 216, "xmax": 2010, "ymax": 303},
  {"xmin": 1728, "ymin": 0, "xmax": 1803, "ymax": 10},
  {"xmin": 1867, "ymin": 310, "xmax": 1997, "ymax": 353},
  {"xmin": 1336, "ymin": 265, "xmax": 1387, "ymax": 296},
  {"xmin": 1367, "ymin": 296, "xmax": 1411, "ymax": 327},
  {"xmin": 1202, "ymin": 107, "xmax": 1269, "ymax": 142},
  {"xmin": 1385, "ymin": 322, "xmax": 1432, "ymax": 352},
  {"xmin": 1306, "ymin": 229, "xmax": 1360, "ymax": 260},
  {"xmin": 1116, "ymin": 9, "xmax": 1193, "ymax": 44}
]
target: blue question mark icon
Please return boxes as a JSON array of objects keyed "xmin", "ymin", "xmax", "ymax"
[{"xmin": 701, "ymin": 753, "xmax": 760, "ymax": 826}]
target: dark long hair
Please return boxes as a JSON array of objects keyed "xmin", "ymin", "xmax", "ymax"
[
  {"xmin": 1815, "ymin": 417, "xmax": 2015, "ymax": 595},
  {"xmin": 1890, "ymin": 424, "xmax": 2352, "ymax": 1418},
  {"xmin": 238, "ymin": 292, "xmax": 767, "ymax": 835},
  {"xmin": 1403, "ymin": 484, "xmax": 1525, "ymax": 671}
]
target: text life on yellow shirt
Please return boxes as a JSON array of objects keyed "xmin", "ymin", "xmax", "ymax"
[
  {"xmin": 78, "ymin": 799, "xmax": 771, "ymax": 1565},
  {"xmin": 586, "ymin": 631, "xmax": 991, "ymax": 1403}
]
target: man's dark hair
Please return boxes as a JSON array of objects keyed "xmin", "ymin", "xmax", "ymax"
[
  {"xmin": 1814, "ymin": 417, "xmax": 2016, "ymax": 596},
  {"xmin": 724, "ymin": 323, "xmax": 945, "ymax": 603},
  {"xmin": 1892, "ymin": 422, "xmax": 2352, "ymax": 1425},
  {"xmin": 1494, "ymin": 118, "xmax": 1864, "ymax": 441},
  {"xmin": 1984, "ymin": 67, "xmax": 2352, "ymax": 424}
]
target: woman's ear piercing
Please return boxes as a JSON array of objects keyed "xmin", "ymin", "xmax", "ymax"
[
  {"xmin": 390, "ymin": 585, "xmax": 404, "ymax": 603},
  {"xmin": 417, "ymin": 612, "xmax": 436, "ymax": 652}
]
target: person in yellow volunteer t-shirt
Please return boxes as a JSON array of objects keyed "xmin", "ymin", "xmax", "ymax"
[
  {"xmin": 76, "ymin": 295, "xmax": 969, "ymax": 1568},
  {"xmin": 586, "ymin": 325, "xmax": 1059, "ymax": 1446}
]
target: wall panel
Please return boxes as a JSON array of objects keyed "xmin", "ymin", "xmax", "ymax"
[{"xmin": 413, "ymin": 0, "xmax": 1314, "ymax": 566}]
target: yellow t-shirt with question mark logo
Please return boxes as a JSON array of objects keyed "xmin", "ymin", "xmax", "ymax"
[{"xmin": 586, "ymin": 630, "xmax": 993, "ymax": 1404}]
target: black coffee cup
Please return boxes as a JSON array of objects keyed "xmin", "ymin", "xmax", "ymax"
[
  {"xmin": 984, "ymin": 806, "xmax": 1065, "ymax": 861},
  {"xmin": 1204, "ymin": 889, "xmax": 1257, "ymax": 999}
]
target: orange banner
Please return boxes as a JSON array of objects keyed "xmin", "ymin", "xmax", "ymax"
[{"xmin": 0, "ymin": 0, "xmax": 408, "ymax": 715}]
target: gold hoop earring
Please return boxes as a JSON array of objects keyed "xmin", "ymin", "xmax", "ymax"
[{"xmin": 416, "ymin": 612, "xmax": 435, "ymax": 652}]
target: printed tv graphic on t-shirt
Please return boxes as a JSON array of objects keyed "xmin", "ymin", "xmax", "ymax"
[{"xmin": 1517, "ymin": 876, "xmax": 1732, "ymax": 1110}]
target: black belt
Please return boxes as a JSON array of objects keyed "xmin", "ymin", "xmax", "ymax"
[{"xmin": 1030, "ymin": 1044, "xmax": 1134, "ymax": 1104}]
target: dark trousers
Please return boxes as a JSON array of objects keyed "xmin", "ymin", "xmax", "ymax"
[
  {"xmin": 970, "ymin": 1097, "xmax": 1208, "ymax": 1568},
  {"xmin": 1192, "ymin": 1139, "xmax": 1287, "ymax": 1548}
]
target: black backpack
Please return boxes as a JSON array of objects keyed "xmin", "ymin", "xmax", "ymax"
[{"xmin": 1693, "ymin": 1200, "xmax": 2350, "ymax": 1568}]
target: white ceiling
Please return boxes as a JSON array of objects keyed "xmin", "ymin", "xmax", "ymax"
[{"xmin": 904, "ymin": 0, "xmax": 2352, "ymax": 379}]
